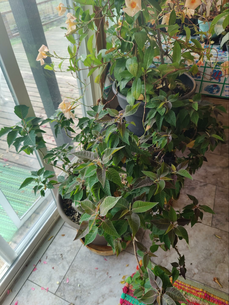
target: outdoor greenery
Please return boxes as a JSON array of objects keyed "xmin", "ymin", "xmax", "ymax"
[{"xmin": 1, "ymin": 0, "xmax": 228, "ymax": 304}]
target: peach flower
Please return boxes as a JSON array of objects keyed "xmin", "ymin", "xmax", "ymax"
[
  {"xmin": 65, "ymin": 13, "xmax": 76, "ymax": 35},
  {"xmin": 36, "ymin": 45, "xmax": 49, "ymax": 66},
  {"xmin": 185, "ymin": 0, "xmax": 202, "ymax": 10},
  {"xmin": 59, "ymin": 99, "xmax": 75, "ymax": 119},
  {"xmin": 56, "ymin": 3, "xmax": 66, "ymax": 16},
  {"xmin": 123, "ymin": 0, "xmax": 141, "ymax": 17}
]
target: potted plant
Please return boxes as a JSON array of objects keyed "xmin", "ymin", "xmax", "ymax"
[{"xmin": 0, "ymin": 0, "xmax": 228, "ymax": 301}]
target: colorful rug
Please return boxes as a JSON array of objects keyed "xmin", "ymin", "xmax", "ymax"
[{"xmin": 120, "ymin": 281, "xmax": 228, "ymax": 305}]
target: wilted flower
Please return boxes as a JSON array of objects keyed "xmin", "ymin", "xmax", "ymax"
[
  {"xmin": 65, "ymin": 13, "xmax": 76, "ymax": 35},
  {"xmin": 36, "ymin": 45, "xmax": 49, "ymax": 66},
  {"xmin": 123, "ymin": 0, "xmax": 141, "ymax": 17},
  {"xmin": 185, "ymin": 0, "xmax": 202, "ymax": 10},
  {"xmin": 161, "ymin": 12, "xmax": 171, "ymax": 25},
  {"xmin": 59, "ymin": 99, "xmax": 75, "ymax": 119},
  {"xmin": 197, "ymin": 58, "xmax": 204, "ymax": 67},
  {"xmin": 56, "ymin": 3, "xmax": 66, "ymax": 16},
  {"xmin": 221, "ymin": 61, "xmax": 229, "ymax": 76},
  {"xmin": 186, "ymin": 8, "xmax": 195, "ymax": 18}
]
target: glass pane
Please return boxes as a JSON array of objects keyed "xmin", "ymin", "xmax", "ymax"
[
  {"xmin": 1, "ymin": 0, "xmax": 83, "ymax": 149},
  {"xmin": 0, "ymin": 60, "xmax": 54, "ymax": 279}
]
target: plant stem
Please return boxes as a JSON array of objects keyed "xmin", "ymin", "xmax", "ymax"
[
  {"xmin": 133, "ymin": 237, "xmax": 143, "ymax": 277},
  {"xmin": 156, "ymin": 21, "xmax": 164, "ymax": 65}
]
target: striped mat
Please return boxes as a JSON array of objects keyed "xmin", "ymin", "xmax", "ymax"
[
  {"xmin": 0, "ymin": 162, "xmax": 39, "ymax": 242},
  {"xmin": 120, "ymin": 281, "xmax": 228, "ymax": 305}
]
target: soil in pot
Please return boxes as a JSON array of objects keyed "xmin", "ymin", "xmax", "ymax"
[{"xmin": 62, "ymin": 198, "xmax": 81, "ymax": 225}]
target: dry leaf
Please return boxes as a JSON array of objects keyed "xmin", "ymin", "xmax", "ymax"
[
  {"xmin": 214, "ymin": 234, "xmax": 221, "ymax": 239},
  {"xmin": 126, "ymin": 264, "xmax": 129, "ymax": 267},
  {"xmin": 186, "ymin": 140, "xmax": 195, "ymax": 148},
  {"xmin": 213, "ymin": 277, "xmax": 223, "ymax": 288},
  {"xmin": 122, "ymin": 275, "xmax": 127, "ymax": 280},
  {"xmin": 61, "ymin": 234, "xmax": 65, "ymax": 236},
  {"xmin": 120, "ymin": 281, "xmax": 125, "ymax": 284},
  {"xmin": 47, "ymin": 236, "xmax": 54, "ymax": 241}
]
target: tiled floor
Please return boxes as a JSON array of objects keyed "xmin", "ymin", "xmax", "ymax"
[{"xmin": 2, "ymin": 97, "xmax": 229, "ymax": 304}]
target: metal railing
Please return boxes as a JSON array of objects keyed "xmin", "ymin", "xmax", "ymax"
[{"xmin": 1, "ymin": 0, "xmax": 64, "ymax": 39}]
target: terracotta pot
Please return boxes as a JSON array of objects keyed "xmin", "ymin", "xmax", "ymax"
[{"xmin": 80, "ymin": 239, "xmax": 131, "ymax": 256}]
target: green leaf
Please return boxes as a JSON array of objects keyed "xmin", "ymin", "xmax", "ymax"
[
  {"xmin": 184, "ymin": 26, "xmax": 191, "ymax": 42},
  {"xmin": 84, "ymin": 226, "xmax": 98, "ymax": 245},
  {"xmin": 0, "ymin": 127, "xmax": 11, "ymax": 137},
  {"xmin": 142, "ymin": 171, "xmax": 157, "ymax": 180},
  {"xmin": 85, "ymin": 165, "xmax": 97, "ymax": 178},
  {"xmin": 134, "ymin": 30, "xmax": 147, "ymax": 50},
  {"xmin": 191, "ymin": 111, "xmax": 199, "ymax": 125},
  {"xmin": 169, "ymin": 10, "xmax": 176, "ymax": 25},
  {"xmin": 74, "ymin": 150, "xmax": 98, "ymax": 161},
  {"xmin": 166, "ymin": 287, "xmax": 187, "ymax": 303},
  {"xmin": 66, "ymin": 34, "xmax": 76, "ymax": 44},
  {"xmin": 87, "ymin": 35, "xmax": 94, "ymax": 53},
  {"xmin": 192, "ymin": 102, "xmax": 198, "ymax": 111},
  {"xmin": 81, "ymin": 199, "xmax": 96, "ymax": 215},
  {"xmin": 127, "ymin": 90, "xmax": 135, "ymax": 106},
  {"xmin": 143, "ymin": 253, "xmax": 150, "ymax": 269},
  {"xmin": 107, "ymin": 168, "xmax": 122, "ymax": 187},
  {"xmin": 223, "ymin": 15, "xmax": 229, "ymax": 29},
  {"xmin": 43, "ymin": 170, "xmax": 55, "ymax": 178},
  {"xmin": 14, "ymin": 105, "xmax": 29, "ymax": 119},
  {"xmin": 102, "ymin": 146, "xmax": 124, "ymax": 164},
  {"xmin": 7, "ymin": 130, "xmax": 18, "ymax": 147},
  {"xmin": 175, "ymin": 226, "xmax": 189, "ymax": 244},
  {"xmin": 106, "ymin": 108, "xmax": 119, "ymax": 117},
  {"xmin": 168, "ymin": 207, "xmax": 177, "ymax": 222},
  {"xmin": 19, "ymin": 177, "xmax": 34, "ymax": 189},
  {"xmin": 211, "ymin": 134, "xmax": 224, "ymax": 141},
  {"xmin": 162, "ymin": 293, "xmax": 176, "ymax": 305},
  {"xmin": 97, "ymin": 167, "xmax": 106, "ymax": 188},
  {"xmin": 140, "ymin": 289, "xmax": 158, "ymax": 304},
  {"xmin": 44, "ymin": 65, "xmax": 53, "ymax": 71},
  {"xmin": 191, "ymin": 39, "xmax": 202, "ymax": 49},
  {"xmin": 172, "ymin": 41, "xmax": 181, "ymax": 64},
  {"xmin": 124, "ymin": 103, "xmax": 141, "ymax": 117},
  {"xmin": 132, "ymin": 201, "xmax": 158, "ymax": 213},
  {"xmin": 126, "ymin": 57, "xmax": 138, "ymax": 77},
  {"xmin": 147, "ymin": 268, "xmax": 159, "ymax": 290},
  {"xmin": 144, "ymin": 45, "xmax": 154, "ymax": 69},
  {"xmin": 177, "ymin": 169, "xmax": 193, "ymax": 180},
  {"xmin": 101, "ymin": 219, "xmax": 120, "ymax": 238},
  {"xmin": 75, "ymin": 0, "xmax": 94, "ymax": 5},
  {"xmin": 131, "ymin": 78, "xmax": 142, "ymax": 100},
  {"xmin": 165, "ymin": 110, "xmax": 176, "ymax": 127},
  {"xmin": 148, "ymin": 0, "xmax": 162, "ymax": 12},
  {"xmin": 100, "ymin": 196, "xmax": 121, "ymax": 216},
  {"xmin": 199, "ymin": 205, "xmax": 215, "ymax": 214},
  {"xmin": 128, "ymin": 213, "xmax": 140, "ymax": 237},
  {"xmin": 220, "ymin": 32, "xmax": 229, "ymax": 48},
  {"xmin": 74, "ymin": 221, "xmax": 90, "ymax": 240}
]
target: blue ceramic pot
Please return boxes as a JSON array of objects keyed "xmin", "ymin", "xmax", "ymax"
[{"xmin": 198, "ymin": 19, "xmax": 211, "ymax": 36}]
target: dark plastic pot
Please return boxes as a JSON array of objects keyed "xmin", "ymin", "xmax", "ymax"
[
  {"xmin": 112, "ymin": 73, "xmax": 196, "ymax": 137},
  {"xmin": 57, "ymin": 195, "xmax": 107, "ymax": 246}
]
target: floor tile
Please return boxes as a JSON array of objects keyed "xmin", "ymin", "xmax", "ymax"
[
  {"xmin": 192, "ymin": 152, "xmax": 228, "ymax": 188},
  {"xmin": 10, "ymin": 280, "xmax": 69, "ymax": 305},
  {"xmin": 173, "ymin": 180, "xmax": 216, "ymax": 226},
  {"xmin": 29, "ymin": 226, "xmax": 82, "ymax": 294},
  {"xmin": 212, "ymin": 186, "xmax": 229, "ymax": 232},
  {"xmin": 56, "ymin": 246, "xmax": 137, "ymax": 305},
  {"xmin": 141, "ymin": 223, "xmax": 229, "ymax": 294}
]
